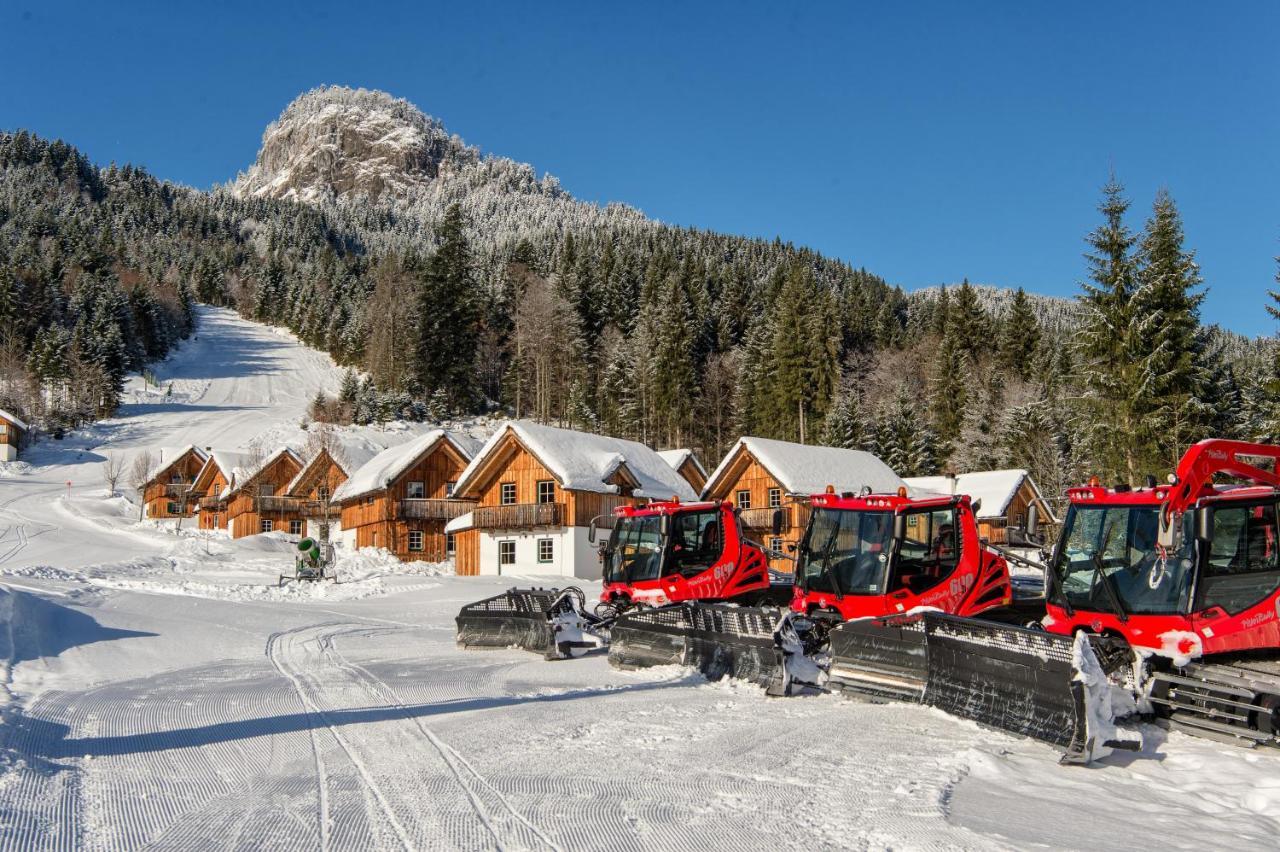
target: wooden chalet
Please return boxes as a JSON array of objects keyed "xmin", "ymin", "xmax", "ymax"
[
  {"xmin": 904, "ymin": 469, "xmax": 1058, "ymax": 545},
  {"xmin": 0, "ymin": 409, "xmax": 29, "ymax": 462},
  {"xmin": 142, "ymin": 445, "xmax": 209, "ymax": 520},
  {"xmin": 259, "ymin": 447, "xmax": 357, "ymax": 541},
  {"xmin": 702, "ymin": 436, "xmax": 905, "ymax": 572},
  {"xmin": 191, "ymin": 450, "xmax": 254, "ymax": 531},
  {"xmin": 222, "ymin": 448, "xmax": 304, "ymax": 539},
  {"xmin": 331, "ymin": 430, "xmax": 478, "ymax": 562},
  {"xmin": 658, "ymin": 449, "xmax": 708, "ymax": 494},
  {"xmin": 447, "ymin": 421, "xmax": 698, "ymax": 578}
]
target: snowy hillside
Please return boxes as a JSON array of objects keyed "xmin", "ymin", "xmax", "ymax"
[{"xmin": 0, "ymin": 307, "xmax": 1278, "ymax": 848}]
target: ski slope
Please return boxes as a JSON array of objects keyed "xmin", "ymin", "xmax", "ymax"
[{"xmin": 0, "ymin": 308, "xmax": 1278, "ymax": 850}]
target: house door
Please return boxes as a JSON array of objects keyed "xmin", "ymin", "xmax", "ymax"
[{"xmin": 498, "ymin": 540, "xmax": 515, "ymax": 575}]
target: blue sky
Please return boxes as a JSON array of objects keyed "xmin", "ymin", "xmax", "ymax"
[{"xmin": 2, "ymin": 1, "xmax": 1277, "ymax": 334}]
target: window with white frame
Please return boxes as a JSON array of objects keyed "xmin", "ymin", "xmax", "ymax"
[
  {"xmin": 500, "ymin": 483, "xmax": 517, "ymax": 505},
  {"xmin": 260, "ymin": 519, "xmax": 273, "ymax": 533},
  {"xmin": 736, "ymin": 489, "xmax": 752, "ymax": 509},
  {"xmin": 537, "ymin": 538, "xmax": 554, "ymax": 563},
  {"xmin": 166, "ymin": 502, "xmax": 180, "ymax": 515},
  {"xmin": 770, "ymin": 536, "xmax": 784, "ymax": 552},
  {"xmin": 446, "ymin": 533, "xmax": 456, "ymax": 555},
  {"xmin": 408, "ymin": 530, "xmax": 424, "ymax": 551},
  {"xmin": 406, "ymin": 480, "xmax": 425, "ymax": 499},
  {"xmin": 499, "ymin": 540, "xmax": 516, "ymax": 566},
  {"xmin": 537, "ymin": 480, "xmax": 556, "ymax": 504},
  {"xmin": 289, "ymin": 519, "xmax": 303, "ymax": 536},
  {"xmin": 768, "ymin": 488, "xmax": 782, "ymax": 509}
]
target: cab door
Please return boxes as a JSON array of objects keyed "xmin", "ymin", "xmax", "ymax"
[{"xmin": 885, "ymin": 506, "xmax": 962, "ymax": 614}]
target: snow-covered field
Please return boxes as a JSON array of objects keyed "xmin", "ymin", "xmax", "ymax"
[{"xmin": 0, "ymin": 308, "xmax": 1278, "ymax": 850}]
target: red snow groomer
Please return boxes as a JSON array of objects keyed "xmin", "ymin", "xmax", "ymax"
[
  {"xmin": 455, "ymin": 499, "xmax": 788, "ymax": 660},
  {"xmin": 1038, "ymin": 439, "xmax": 1280, "ymax": 746},
  {"xmin": 607, "ymin": 485, "xmax": 1039, "ymax": 705}
]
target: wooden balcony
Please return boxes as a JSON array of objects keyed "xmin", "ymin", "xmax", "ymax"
[
  {"xmin": 198, "ymin": 495, "xmax": 225, "ymax": 511},
  {"xmin": 397, "ymin": 498, "xmax": 475, "ymax": 521},
  {"xmin": 164, "ymin": 483, "xmax": 194, "ymax": 498},
  {"xmin": 739, "ymin": 506, "xmax": 789, "ymax": 531},
  {"xmin": 255, "ymin": 495, "xmax": 342, "ymax": 519},
  {"xmin": 473, "ymin": 502, "xmax": 563, "ymax": 530}
]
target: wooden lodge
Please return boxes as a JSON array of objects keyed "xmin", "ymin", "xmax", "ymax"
[
  {"xmin": 904, "ymin": 469, "xmax": 1058, "ymax": 545},
  {"xmin": 331, "ymin": 431, "xmax": 478, "ymax": 562},
  {"xmin": 702, "ymin": 436, "xmax": 906, "ymax": 572},
  {"xmin": 191, "ymin": 450, "xmax": 254, "ymax": 531},
  {"xmin": 658, "ymin": 449, "xmax": 708, "ymax": 495},
  {"xmin": 0, "ymin": 409, "xmax": 29, "ymax": 463},
  {"xmin": 222, "ymin": 448, "xmax": 304, "ymax": 539},
  {"xmin": 142, "ymin": 446, "xmax": 210, "ymax": 520},
  {"xmin": 447, "ymin": 421, "xmax": 698, "ymax": 578}
]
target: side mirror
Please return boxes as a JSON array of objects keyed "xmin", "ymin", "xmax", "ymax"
[
  {"xmin": 1027, "ymin": 504, "xmax": 1039, "ymax": 538},
  {"xmin": 588, "ymin": 514, "xmax": 603, "ymax": 544},
  {"xmin": 971, "ymin": 498, "xmax": 982, "ymax": 516},
  {"xmin": 1195, "ymin": 506, "xmax": 1213, "ymax": 543},
  {"xmin": 659, "ymin": 513, "xmax": 671, "ymax": 538},
  {"xmin": 770, "ymin": 508, "xmax": 784, "ymax": 536},
  {"xmin": 893, "ymin": 513, "xmax": 907, "ymax": 542}
]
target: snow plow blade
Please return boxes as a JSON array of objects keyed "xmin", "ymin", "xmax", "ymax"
[
  {"xmin": 455, "ymin": 588, "xmax": 563, "ymax": 659},
  {"xmin": 609, "ymin": 603, "xmax": 786, "ymax": 693},
  {"xmin": 920, "ymin": 614, "xmax": 1135, "ymax": 763},
  {"xmin": 826, "ymin": 616, "xmax": 929, "ymax": 703}
]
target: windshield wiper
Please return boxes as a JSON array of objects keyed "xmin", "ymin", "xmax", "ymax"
[
  {"xmin": 1090, "ymin": 524, "xmax": 1128, "ymax": 622},
  {"xmin": 816, "ymin": 521, "xmax": 845, "ymax": 600}
]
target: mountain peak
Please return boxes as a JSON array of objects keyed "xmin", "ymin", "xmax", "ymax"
[{"xmin": 232, "ymin": 85, "xmax": 477, "ymax": 204}]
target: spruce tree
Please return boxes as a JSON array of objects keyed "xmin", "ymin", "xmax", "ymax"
[
  {"xmin": 949, "ymin": 279, "xmax": 990, "ymax": 360},
  {"xmin": 999, "ymin": 288, "xmax": 1041, "ymax": 379},
  {"xmin": 929, "ymin": 330, "xmax": 968, "ymax": 446},
  {"xmin": 414, "ymin": 204, "xmax": 481, "ymax": 411}
]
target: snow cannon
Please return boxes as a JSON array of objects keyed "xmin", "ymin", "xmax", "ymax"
[
  {"xmin": 279, "ymin": 536, "xmax": 333, "ymax": 587},
  {"xmin": 455, "ymin": 587, "xmax": 607, "ymax": 660}
]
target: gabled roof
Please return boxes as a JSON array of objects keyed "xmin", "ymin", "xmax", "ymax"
[
  {"xmin": 454, "ymin": 421, "xmax": 698, "ymax": 501},
  {"xmin": 904, "ymin": 469, "xmax": 1057, "ymax": 522},
  {"xmin": 192, "ymin": 450, "xmax": 255, "ymax": 495},
  {"xmin": 220, "ymin": 447, "xmax": 303, "ymax": 501},
  {"xmin": 0, "ymin": 409, "xmax": 29, "ymax": 432},
  {"xmin": 703, "ymin": 437, "xmax": 905, "ymax": 499},
  {"xmin": 146, "ymin": 445, "xmax": 210, "ymax": 484},
  {"xmin": 658, "ymin": 448, "xmax": 707, "ymax": 478},
  {"xmin": 330, "ymin": 430, "xmax": 480, "ymax": 504}
]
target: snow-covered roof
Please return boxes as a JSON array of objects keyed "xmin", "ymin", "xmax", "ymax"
[
  {"xmin": 330, "ymin": 430, "xmax": 480, "ymax": 503},
  {"xmin": 220, "ymin": 447, "xmax": 303, "ymax": 500},
  {"xmin": 658, "ymin": 448, "xmax": 706, "ymax": 478},
  {"xmin": 904, "ymin": 469, "xmax": 1056, "ymax": 522},
  {"xmin": 445, "ymin": 511, "xmax": 473, "ymax": 534},
  {"xmin": 283, "ymin": 441, "xmax": 380, "ymax": 496},
  {"xmin": 148, "ymin": 445, "xmax": 210, "ymax": 482},
  {"xmin": 0, "ymin": 408, "xmax": 29, "ymax": 432},
  {"xmin": 454, "ymin": 421, "xmax": 698, "ymax": 501},
  {"xmin": 195, "ymin": 450, "xmax": 253, "ymax": 489},
  {"xmin": 704, "ymin": 437, "xmax": 905, "ymax": 499}
]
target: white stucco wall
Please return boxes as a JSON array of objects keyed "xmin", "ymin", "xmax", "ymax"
[
  {"xmin": 476, "ymin": 526, "xmax": 603, "ymax": 579},
  {"xmin": 0, "ymin": 444, "xmax": 16, "ymax": 462}
]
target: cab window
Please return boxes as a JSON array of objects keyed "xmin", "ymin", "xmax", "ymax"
[
  {"xmin": 1200, "ymin": 501, "xmax": 1280, "ymax": 614},
  {"xmin": 892, "ymin": 507, "xmax": 961, "ymax": 593},
  {"xmin": 666, "ymin": 510, "xmax": 722, "ymax": 577}
]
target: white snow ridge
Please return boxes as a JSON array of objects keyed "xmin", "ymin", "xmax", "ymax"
[{"xmin": 0, "ymin": 306, "xmax": 1277, "ymax": 850}]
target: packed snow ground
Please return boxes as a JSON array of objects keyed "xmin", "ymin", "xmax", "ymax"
[{"xmin": 0, "ymin": 308, "xmax": 1278, "ymax": 850}]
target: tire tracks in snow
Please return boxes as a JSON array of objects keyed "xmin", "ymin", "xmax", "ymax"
[{"xmin": 266, "ymin": 621, "xmax": 560, "ymax": 851}]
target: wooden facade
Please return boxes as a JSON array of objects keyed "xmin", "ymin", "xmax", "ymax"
[
  {"xmin": 0, "ymin": 410, "xmax": 28, "ymax": 462},
  {"xmin": 978, "ymin": 479, "xmax": 1057, "ymax": 545},
  {"xmin": 336, "ymin": 439, "xmax": 473, "ymax": 563},
  {"xmin": 702, "ymin": 447, "xmax": 808, "ymax": 573},
  {"xmin": 142, "ymin": 447, "xmax": 208, "ymax": 520},
  {"xmin": 451, "ymin": 430, "xmax": 638, "ymax": 575},
  {"xmin": 225, "ymin": 450, "xmax": 304, "ymax": 539},
  {"xmin": 193, "ymin": 461, "xmax": 234, "ymax": 531}
]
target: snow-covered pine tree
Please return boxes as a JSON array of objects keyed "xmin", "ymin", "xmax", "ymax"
[
  {"xmin": 414, "ymin": 204, "xmax": 482, "ymax": 412},
  {"xmin": 999, "ymin": 287, "xmax": 1041, "ymax": 379}
]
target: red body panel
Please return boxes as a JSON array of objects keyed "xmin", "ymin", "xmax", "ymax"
[
  {"xmin": 789, "ymin": 491, "xmax": 1013, "ymax": 621},
  {"xmin": 599, "ymin": 501, "xmax": 772, "ymax": 608},
  {"xmin": 1042, "ymin": 439, "xmax": 1280, "ymax": 659}
]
